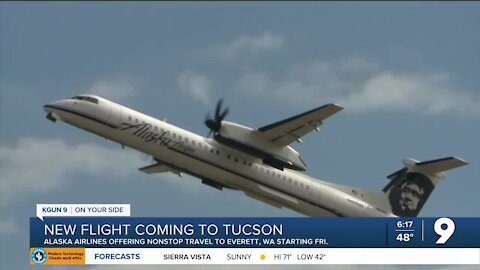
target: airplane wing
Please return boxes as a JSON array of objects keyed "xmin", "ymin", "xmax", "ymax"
[
  {"xmin": 257, "ymin": 104, "xmax": 343, "ymax": 146},
  {"xmin": 139, "ymin": 162, "xmax": 182, "ymax": 176}
]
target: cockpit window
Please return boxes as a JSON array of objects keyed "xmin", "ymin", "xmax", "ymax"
[{"xmin": 71, "ymin": 96, "xmax": 99, "ymax": 104}]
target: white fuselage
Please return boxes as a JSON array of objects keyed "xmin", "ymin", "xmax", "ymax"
[{"xmin": 44, "ymin": 95, "xmax": 393, "ymax": 217}]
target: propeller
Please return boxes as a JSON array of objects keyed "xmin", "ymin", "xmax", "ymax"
[{"xmin": 205, "ymin": 99, "xmax": 229, "ymax": 137}]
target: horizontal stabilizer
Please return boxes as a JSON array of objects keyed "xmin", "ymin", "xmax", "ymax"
[
  {"xmin": 403, "ymin": 156, "xmax": 468, "ymax": 175},
  {"xmin": 139, "ymin": 162, "xmax": 182, "ymax": 176}
]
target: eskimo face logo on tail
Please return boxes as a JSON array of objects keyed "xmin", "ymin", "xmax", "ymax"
[{"xmin": 388, "ymin": 172, "xmax": 434, "ymax": 217}]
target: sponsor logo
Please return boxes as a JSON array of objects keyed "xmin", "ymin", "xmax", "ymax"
[{"xmin": 31, "ymin": 248, "xmax": 48, "ymax": 264}]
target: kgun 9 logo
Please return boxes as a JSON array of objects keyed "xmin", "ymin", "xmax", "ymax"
[{"xmin": 434, "ymin": 218, "xmax": 455, "ymax": 244}]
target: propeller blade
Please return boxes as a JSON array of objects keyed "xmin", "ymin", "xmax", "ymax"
[
  {"xmin": 219, "ymin": 107, "xmax": 229, "ymax": 121},
  {"xmin": 204, "ymin": 98, "xmax": 228, "ymax": 136},
  {"xmin": 215, "ymin": 99, "xmax": 223, "ymax": 120}
]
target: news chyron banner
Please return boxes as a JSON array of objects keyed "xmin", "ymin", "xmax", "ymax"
[{"xmin": 30, "ymin": 204, "xmax": 480, "ymax": 265}]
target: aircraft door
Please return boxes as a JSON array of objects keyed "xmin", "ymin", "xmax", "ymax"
[
  {"xmin": 311, "ymin": 184, "xmax": 322, "ymax": 206},
  {"xmin": 95, "ymin": 99, "xmax": 112, "ymax": 123},
  {"xmin": 110, "ymin": 103, "xmax": 124, "ymax": 125}
]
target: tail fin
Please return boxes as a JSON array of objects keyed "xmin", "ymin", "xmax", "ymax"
[{"xmin": 383, "ymin": 156, "xmax": 468, "ymax": 217}]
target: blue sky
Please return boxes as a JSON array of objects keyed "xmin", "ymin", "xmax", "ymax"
[{"xmin": 1, "ymin": 2, "xmax": 479, "ymax": 270}]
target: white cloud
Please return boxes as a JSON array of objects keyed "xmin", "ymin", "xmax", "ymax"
[
  {"xmin": 340, "ymin": 72, "xmax": 480, "ymax": 114},
  {"xmin": 178, "ymin": 72, "xmax": 213, "ymax": 105},
  {"xmin": 0, "ymin": 217, "xmax": 17, "ymax": 235},
  {"xmin": 86, "ymin": 78, "xmax": 138, "ymax": 101},
  {"xmin": 207, "ymin": 32, "xmax": 284, "ymax": 61},
  {"xmin": 234, "ymin": 58, "xmax": 480, "ymax": 115},
  {"xmin": 0, "ymin": 137, "xmax": 144, "ymax": 206},
  {"xmin": 0, "ymin": 137, "xmax": 210, "ymax": 207}
]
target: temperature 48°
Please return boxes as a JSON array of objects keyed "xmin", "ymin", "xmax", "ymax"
[{"xmin": 396, "ymin": 233, "xmax": 414, "ymax": 242}]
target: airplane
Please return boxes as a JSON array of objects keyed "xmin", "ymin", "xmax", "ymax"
[{"xmin": 43, "ymin": 94, "xmax": 468, "ymax": 217}]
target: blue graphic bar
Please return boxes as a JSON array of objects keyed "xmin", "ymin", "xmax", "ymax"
[{"xmin": 30, "ymin": 217, "xmax": 480, "ymax": 248}]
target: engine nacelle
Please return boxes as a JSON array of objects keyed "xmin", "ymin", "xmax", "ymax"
[{"xmin": 215, "ymin": 121, "xmax": 306, "ymax": 171}]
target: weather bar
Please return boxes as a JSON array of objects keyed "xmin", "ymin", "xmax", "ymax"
[
  {"xmin": 30, "ymin": 217, "xmax": 480, "ymax": 265},
  {"xmin": 28, "ymin": 248, "xmax": 478, "ymax": 265}
]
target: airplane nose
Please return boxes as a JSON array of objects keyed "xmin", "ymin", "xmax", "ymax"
[
  {"xmin": 43, "ymin": 99, "xmax": 67, "ymax": 122},
  {"xmin": 43, "ymin": 100, "xmax": 65, "ymax": 113},
  {"xmin": 43, "ymin": 104, "xmax": 52, "ymax": 113}
]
